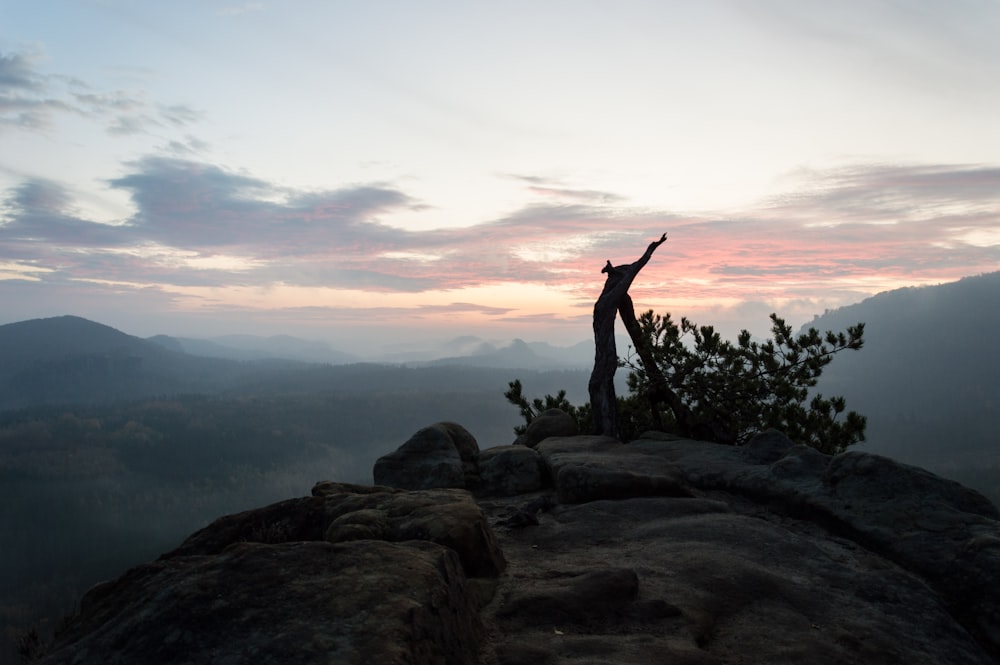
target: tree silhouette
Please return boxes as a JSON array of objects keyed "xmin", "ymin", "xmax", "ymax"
[
  {"xmin": 512, "ymin": 233, "xmax": 867, "ymax": 451},
  {"xmin": 588, "ymin": 233, "xmax": 667, "ymax": 438}
]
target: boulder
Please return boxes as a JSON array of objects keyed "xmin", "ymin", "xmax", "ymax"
[
  {"xmin": 437, "ymin": 420, "xmax": 482, "ymax": 486},
  {"xmin": 742, "ymin": 427, "xmax": 797, "ymax": 463},
  {"xmin": 477, "ymin": 445, "xmax": 547, "ymax": 496},
  {"xmin": 514, "ymin": 408, "xmax": 578, "ymax": 447},
  {"xmin": 373, "ymin": 421, "xmax": 479, "ymax": 490}
]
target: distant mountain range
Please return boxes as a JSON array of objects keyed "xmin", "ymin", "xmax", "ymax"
[
  {"xmin": 0, "ymin": 315, "xmax": 598, "ymax": 411},
  {"xmin": 0, "ymin": 316, "xmax": 248, "ymax": 411},
  {"xmin": 411, "ymin": 338, "xmax": 594, "ymax": 370},
  {"xmin": 148, "ymin": 333, "xmax": 359, "ymax": 364}
]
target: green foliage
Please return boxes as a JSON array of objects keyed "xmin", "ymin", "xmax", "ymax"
[
  {"xmin": 503, "ymin": 380, "xmax": 591, "ymax": 435},
  {"xmin": 509, "ymin": 312, "xmax": 866, "ymax": 454},
  {"xmin": 624, "ymin": 311, "xmax": 865, "ymax": 452}
]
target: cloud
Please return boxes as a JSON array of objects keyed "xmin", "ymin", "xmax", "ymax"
[
  {"xmin": 0, "ymin": 50, "xmax": 73, "ymax": 130},
  {"xmin": 109, "ymin": 157, "xmax": 421, "ymax": 254},
  {"xmin": 770, "ymin": 164, "xmax": 1000, "ymax": 219},
  {"xmin": 0, "ymin": 179, "xmax": 130, "ymax": 248},
  {"xmin": 419, "ymin": 302, "xmax": 514, "ymax": 316},
  {"xmin": 0, "ymin": 48, "xmax": 201, "ymax": 136},
  {"xmin": 507, "ymin": 174, "xmax": 624, "ymax": 204},
  {"xmin": 2, "ymin": 157, "xmax": 998, "ymax": 324}
]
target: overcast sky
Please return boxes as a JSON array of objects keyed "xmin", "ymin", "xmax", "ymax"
[{"xmin": 2, "ymin": 1, "xmax": 999, "ymax": 355}]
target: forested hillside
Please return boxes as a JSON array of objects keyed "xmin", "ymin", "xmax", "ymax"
[
  {"xmin": 805, "ymin": 272, "xmax": 1000, "ymax": 503},
  {"xmin": 0, "ymin": 316, "xmax": 253, "ymax": 410}
]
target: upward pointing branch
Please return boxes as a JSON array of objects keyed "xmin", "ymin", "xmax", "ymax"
[{"xmin": 588, "ymin": 233, "xmax": 667, "ymax": 439}]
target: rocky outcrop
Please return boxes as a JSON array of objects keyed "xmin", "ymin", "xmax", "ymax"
[
  {"xmin": 39, "ymin": 425, "xmax": 1000, "ymax": 664},
  {"xmin": 535, "ymin": 434, "xmax": 693, "ymax": 503},
  {"xmin": 313, "ymin": 482, "xmax": 505, "ymax": 578},
  {"xmin": 513, "ymin": 407, "xmax": 578, "ymax": 447},
  {"xmin": 50, "ymin": 540, "xmax": 481, "ymax": 665},
  {"xmin": 486, "ymin": 494, "xmax": 993, "ymax": 665},
  {"xmin": 373, "ymin": 421, "xmax": 480, "ymax": 490},
  {"xmin": 40, "ymin": 482, "xmax": 502, "ymax": 665},
  {"xmin": 477, "ymin": 445, "xmax": 546, "ymax": 496}
]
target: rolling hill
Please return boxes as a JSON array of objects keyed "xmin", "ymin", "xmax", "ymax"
[{"xmin": 0, "ymin": 316, "xmax": 251, "ymax": 411}]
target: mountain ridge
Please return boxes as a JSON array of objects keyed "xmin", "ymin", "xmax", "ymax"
[{"xmin": 800, "ymin": 271, "xmax": 1000, "ymax": 492}]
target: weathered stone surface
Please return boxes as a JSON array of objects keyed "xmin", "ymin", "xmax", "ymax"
[
  {"xmin": 494, "ymin": 567, "xmax": 680, "ymax": 631},
  {"xmin": 482, "ymin": 495, "xmax": 996, "ymax": 664},
  {"xmin": 478, "ymin": 445, "xmax": 546, "ymax": 496},
  {"xmin": 821, "ymin": 450, "xmax": 1000, "ymax": 650},
  {"xmin": 742, "ymin": 427, "xmax": 797, "ymax": 464},
  {"xmin": 438, "ymin": 421, "xmax": 482, "ymax": 487},
  {"xmin": 373, "ymin": 421, "xmax": 479, "ymax": 490},
  {"xmin": 627, "ymin": 430, "xmax": 1000, "ymax": 658},
  {"xmin": 165, "ymin": 482, "xmax": 504, "ymax": 579},
  {"xmin": 317, "ymin": 485, "xmax": 506, "ymax": 578},
  {"xmin": 536, "ymin": 435, "xmax": 693, "ymax": 503},
  {"xmin": 514, "ymin": 408, "xmax": 578, "ymax": 447},
  {"xmin": 43, "ymin": 540, "xmax": 483, "ymax": 665}
]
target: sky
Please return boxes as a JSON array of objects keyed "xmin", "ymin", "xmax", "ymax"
[{"xmin": 2, "ymin": 0, "xmax": 999, "ymax": 357}]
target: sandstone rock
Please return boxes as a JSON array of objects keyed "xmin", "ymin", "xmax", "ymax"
[
  {"xmin": 43, "ymin": 540, "xmax": 483, "ymax": 665},
  {"xmin": 165, "ymin": 482, "xmax": 504, "ymax": 579},
  {"xmin": 477, "ymin": 445, "xmax": 546, "ymax": 496},
  {"xmin": 627, "ymin": 431, "xmax": 1000, "ymax": 658},
  {"xmin": 742, "ymin": 427, "xmax": 796, "ymax": 463},
  {"xmin": 820, "ymin": 450, "xmax": 1000, "ymax": 650},
  {"xmin": 317, "ymin": 484, "xmax": 506, "ymax": 578},
  {"xmin": 514, "ymin": 407, "xmax": 578, "ymax": 447},
  {"xmin": 162, "ymin": 493, "xmax": 332, "ymax": 558},
  {"xmin": 494, "ymin": 567, "xmax": 680, "ymax": 631},
  {"xmin": 483, "ymin": 495, "xmax": 996, "ymax": 664},
  {"xmin": 438, "ymin": 420, "xmax": 482, "ymax": 487},
  {"xmin": 536, "ymin": 435, "xmax": 693, "ymax": 503},
  {"xmin": 373, "ymin": 421, "xmax": 479, "ymax": 490}
]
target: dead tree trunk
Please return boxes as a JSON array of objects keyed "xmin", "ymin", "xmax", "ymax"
[
  {"xmin": 588, "ymin": 233, "xmax": 667, "ymax": 438},
  {"xmin": 616, "ymin": 292, "xmax": 695, "ymax": 436}
]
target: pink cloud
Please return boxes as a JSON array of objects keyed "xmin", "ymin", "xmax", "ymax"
[{"xmin": 3, "ymin": 159, "xmax": 997, "ymax": 336}]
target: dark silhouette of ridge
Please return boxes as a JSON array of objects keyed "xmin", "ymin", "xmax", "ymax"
[
  {"xmin": 803, "ymin": 271, "xmax": 1000, "ymax": 499},
  {"xmin": 0, "ymin": 315, "xmax": 243, "ymax": 410},
  {"xmin": 0, "ymin": 315, "xmax": 151, "ymax": 373}
]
